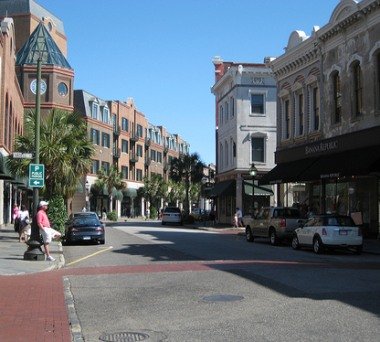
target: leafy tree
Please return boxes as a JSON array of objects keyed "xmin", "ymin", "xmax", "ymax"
[
  {"xmin": 48, "ymin": 195, "xmax": 67, "ymax": 234},
  {"xmin": 97, "ymin": 165, "xmax": 125, "ymax": 212},
  {"xmin": 141, "ymin": 174, "xmax": 165, "ymax": 210},
  {"xmin": 169, "ymin": 153, "xmax": 204, "ymax": 214},
  {"xmin": 8, "ymin": 109, "xmax": 94, "ymax": 204}
]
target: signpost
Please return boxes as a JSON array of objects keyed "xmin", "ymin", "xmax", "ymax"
[
  {"xmin": 13, "ymin": 152, "xmax": 33, "ymax": 159},
  {"xmin": 28, "ymin": 163, "xmax": 45, "ymax": 188}
]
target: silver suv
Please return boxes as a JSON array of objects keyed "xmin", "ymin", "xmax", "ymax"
[{"xmin": 244, "ymin": 207, "xmax": 304, "ymax": 245}]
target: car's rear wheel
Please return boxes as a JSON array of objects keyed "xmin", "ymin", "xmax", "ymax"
[
  {"xmin": 245, "ymin": 227, "xmax": 254, "ymax": 242},
  {"xmin": 291, "ymin": 235, "xmax": 300, "ymax": 250},
  {"xmin": 313, "ymin": 236, "xmax": 323, "ymax": 254},
  {"xmin": 99, "ymin": 239, "xmax": 105, "ymax": 245},
  {"xmin": 354, "ymin": 245, "xmax": 363, "ymax": 255},
  {"xmin": 269, "ymin": 229, "xmax": 279, "ymax": 246},
  {"xmin": 161, "ymin": 221, "xmax": 166, "ymax": 225}
]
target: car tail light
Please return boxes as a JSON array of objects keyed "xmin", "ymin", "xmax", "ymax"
[
  {"xmin": 71, "ymin": 227, "xmax": 79, "ymax": 232},
  {"xmin": 358, "ymin": 228, "xmax": 362, "ymax": 236},
  {"xmin": 95, "ymin": 227, "xmax": 104, "ymax": 232},
  {"xmin": 322, "ymin": 228, "xmax": 327, "ymax": 235},
  {"xmin": 280, "ymin": 218, "xmax": 286, "ymax": 228}
]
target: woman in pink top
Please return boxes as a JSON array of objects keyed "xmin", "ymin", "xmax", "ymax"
[{"xmin": 36, "ymin": 201, "xmax": 61, "ymax": 261}]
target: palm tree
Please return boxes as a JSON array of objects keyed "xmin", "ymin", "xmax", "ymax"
[
  {"xmin": 141, "ymin": 174, "xmax": 165, "ymax": 211},
  {"xmin": 8, "ymin": 109, "xmax": 94, "ymax": 203},
  {"xmin": 97, "ymin": 165, "xmax": 125, "ymax": 212},
  {"xmin": 169, "ymin": 152, "xmax": 204, "ymax": 215}
]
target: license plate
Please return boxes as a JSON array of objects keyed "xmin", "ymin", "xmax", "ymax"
[
  {"xmin": 339, "ymin": 230, "xmax": 348, "ymax": 235},
  {"xmin": 83, "ymin": 236, "xmax": 91, "ymax": 240}
]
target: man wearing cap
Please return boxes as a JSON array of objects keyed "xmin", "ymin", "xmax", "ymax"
[{"xmin": 36, "ymin": 200, "xmax": 61, "ymax": 261}]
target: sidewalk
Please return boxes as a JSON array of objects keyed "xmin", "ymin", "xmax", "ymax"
[{"xmin": 0, "ymin": 224, "xmax": 64, "ymax": 276}]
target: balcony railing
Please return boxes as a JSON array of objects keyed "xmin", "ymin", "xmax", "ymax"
[
  {"xmin": 113, "ymin": 147, "xmax": 121, "ymax": 158},
  {"xmin": 145, "ymin": 157, "xmax": 151, "ymax": 166},
  {"xmin": 145, "ymin": 137, "xmax": 151, "ymax": 147},
  {"xmin": 130, "ymin": 152, "xmax": 139, "ymax": 163},
  {"xmin": 113, "ymin": 124, "xmax": 120, "ymax": 137}
]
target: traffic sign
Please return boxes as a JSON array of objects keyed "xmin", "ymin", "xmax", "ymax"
[{"xmin": 28, "ymin": 164, "xmax": 45, "ymax": 188}]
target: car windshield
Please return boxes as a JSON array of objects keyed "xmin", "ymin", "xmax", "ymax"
[
  {"xmin": 324, "ymin": 216, "xmax": 355, "ymax": 227},
  {"xmin": 164, "ymin": 208, "xmax": 180, "ymax": 213},
  {"xmin": 73, "ymin": 217, "xmax": 100, "ymax": 226}
]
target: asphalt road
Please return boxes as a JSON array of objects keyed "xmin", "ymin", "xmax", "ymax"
[{"xmin": 63, "ymin": 220, "xmax": 380, "ymax": 342}]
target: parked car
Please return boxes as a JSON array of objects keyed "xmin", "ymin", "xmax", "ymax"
[
  {"xmin": 190, "ymin": 208, "xmax": 210, "ymax": 221},
  {"xmin": 162, "ymin": 207, "xmax": 182, "ymax": 225},
  {"xmin": 64, "ymin": 212, "xmax": 105, "ymax": 244},
  {"xmin": 244, "ymin": 207, "xmax": 304, "ymax": 245},
  {"xmin": 291, "ymin": 214, "xmax": 363, "ymax": 254}
]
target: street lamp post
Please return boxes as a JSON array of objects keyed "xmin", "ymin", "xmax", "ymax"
[
  {"xmin": 85, "ymin": 180, "xmax": 90, "ymax": 211},
  {"xmin": 249, "ymin": 163, "xmax": 258, "ymax": 217}
]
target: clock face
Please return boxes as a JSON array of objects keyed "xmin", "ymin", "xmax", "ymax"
[
  {"xmin": 30, "ymin": 79, "xmax": 47, "ymax": 95},
  {"xmin": 57, "ymin": 82, "xmax": 68, "ymax": 96}
]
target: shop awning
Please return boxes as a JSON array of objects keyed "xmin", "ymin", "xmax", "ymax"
[
  {"xmin": 300, "ymin": 146, "xmax": 380, "ymax": 181},
  {"xmin": 124, "ymin": 188, "xmax": 138, "ymax": 198},
  {"xmin": 209, "ymin": 180, "xmax": 235, "ymax": 198},
  {"xmin": 259, "ymin": 158, "xmax": 318, "ymax": 184},
  {"xmin": 243, "ymin": 180, "xmax": 274, "ymax": 196}
]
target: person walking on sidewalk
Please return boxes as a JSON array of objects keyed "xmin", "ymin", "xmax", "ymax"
[{"xmin": 36, "ymin": 201, "xmax": 61, "ymax": 261}]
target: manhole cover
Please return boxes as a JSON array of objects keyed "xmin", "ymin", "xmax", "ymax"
[
  {"xmin": 202, "ymin": 294, "xmax": 244, "ymax": 302},
  {"xmin": 99, "ymin": 331, "xmax": 149, "ymax": 342}
]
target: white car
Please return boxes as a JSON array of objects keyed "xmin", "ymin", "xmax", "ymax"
[
  {"xmin": 161, "ymin": 207, "xmax": 182, "ymax": 225},
  {"xmin": 291, "ymin": 215, "xmax": 363, "ymax": 254}
]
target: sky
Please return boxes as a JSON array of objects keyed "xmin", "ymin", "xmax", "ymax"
[{"xmin": 36, "ymin": 0, "xmax": 339, "ymax": 164}]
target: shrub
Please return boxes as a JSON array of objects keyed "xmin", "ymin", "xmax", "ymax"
[
  {"xmin": 107, "ymin": 211, "xmax": 118, "ymax": 221},
  {"xmin": 48, "ymin": 195, "xmax": 67, "ymax": 234},
  {"xmin": 150, "ymin": 206, "xmax": 157, "ymax": 219}
]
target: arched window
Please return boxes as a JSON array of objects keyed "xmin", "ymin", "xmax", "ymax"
[
  {"xmin": 225, "ymin": 141, "xmax": 228, "ymax": 166},
  {"xmin": 352, "ymin": 61, "xmax": 363, "ymax": 116},
  {"xmin": 332, "ymin": 72, "xmax": 341, "ymax": 124}
]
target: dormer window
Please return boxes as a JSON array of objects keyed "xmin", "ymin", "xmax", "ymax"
[
  {"xmin": 91, "ymin": 102, "xmax": 99, "ymax": 120},
  {"xmin": 102, "ymin": 106, "xmax": 110, "ymax": 123}
]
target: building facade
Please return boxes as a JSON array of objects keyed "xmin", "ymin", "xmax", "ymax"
[
  {"xmin": 211, "ymin": 57, "xmax": 277, "ymax": 224},
  {"xmin": 264, "ymin": 0, "xmax": 380, "ymax": 237},
  {"xmin": 74, "ymin": 90, "xmax": 190, "ymax": 217}
]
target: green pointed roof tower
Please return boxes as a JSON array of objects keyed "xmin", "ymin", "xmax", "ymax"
[{"xmin": 16, "ymin": 21, "xmax": 72, "ymax": 69}]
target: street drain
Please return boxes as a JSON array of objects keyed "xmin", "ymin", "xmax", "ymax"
[
  {"xmin": 202, "ymin": 294, "xmax": 244, "ymax": 302},
  {"xmin": 99, "ymin": 331, "xmax": 149, "ymax": 342}
]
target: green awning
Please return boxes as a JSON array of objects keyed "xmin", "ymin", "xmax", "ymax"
[
  {"xmin": 244, "ymin": 180, "xmax": 274, "ymax": 196},
  {"xmin": 209, "ymin": 180, "xmax": 235, "ymax": 198}
]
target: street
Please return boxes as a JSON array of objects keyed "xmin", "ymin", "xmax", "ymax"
[{"xmin": 61, "ymin": 220, "xmax": 380, "ymax": 342}]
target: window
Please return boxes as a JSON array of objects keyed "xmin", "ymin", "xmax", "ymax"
[
  {"xmin": 91, "ymin": 102, "xmax": 98, "ymax": 119},
  {"xmin": 101, "ymin": 132, "xmax": 110, "ymax": 148},
  {"xmin": 121, "ymin": 118, "xmax": 129, "ymax": 131},
  {"xmin": 225, "ymin": 102, "xmax": 229, "ymax": 121},
  {"xmin": 101, "ymin": 162, "xmax": 110, "ymax": 173},
  {"xmin": 136, "ymin": 144, "xmax": 143, "ymax": 157},
  {"xmin": 58, "ymin": 82, "xmax": 68, "ymax": 96},
  {"xmin": 284, "ymin": 100, "xmax": 290, "ymax": 139},
  {"xmin": 251, "ymin": 137, "xmax": 264, "ymax": 163},
  {"xmin": 91, "ymin": 129, "xmax": 100, "ymax": 145},
  {"xmin": 298, "ymin": 93, "xmax": 304, "ymax": 136},
  {"xmin": 233, "ymin": 141, "xmax": 236, "ymax": 158},
  {"xmin": 332, "ymin": 72, "xmax": 341, "ymax": 124},
  {"xmin": 102, "ymin": 106, "xmax": 110, "ymax": 123},
  {"xmin": 312, "ymin": 87, "xmax": 320, "ymax": 131},
  {"xmin": 92, "ymin": 160, "xmax": 100, "ymax": 174},
  {"xmin": 136, "ymin": 169, "xmax": 143, "ymax": 181},
  {"xmin": 230, "ymin": 97, "xmax": 234, "ymax": 117},
  {"xmin": 352, "ymin": 62, "xmax": 363, "ymax": 116},
  {"xmin": 251, "ymin": 94, "xmax": 264, "ymax": 114},
  {"xmin": 157, "ymin": 152, "xmax": 162, "ymax": 163},
  {"xmin": 121, "ymin": 139, "xmax": 129, "ymax": 153},
  {"xmin": 377, "ymin": 52, "xmax": 380, "ymax": 110},
  {"xmin": 136, "ymin": 124, "xmax": 143, "ymax": 138},
  {"xmin": 219, "ymin": 105, "xmax": 223, "ymax": 125},
  {"xmin": 150, "ymin": 149, "xmax": 157, "ymax": 161},
  {"xmin": 121, "ymin": 166, "xmax": 128, "ymax": 179}
]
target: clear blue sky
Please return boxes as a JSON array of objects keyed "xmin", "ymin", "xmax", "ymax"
[{"xmin": 37, "ymin": 0, "xmax": 339, "ymax": 165}]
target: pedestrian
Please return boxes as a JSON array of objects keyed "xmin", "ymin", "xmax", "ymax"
[
  {"xmin": 236, "ymin": 207, "xmax": 243, "ymax": 227},
  {"xmin": 18, "ymin": 205, "xmax": 31, "ymax": 242},
  {"xmin": 36, "ymin": 200, "xmax": 61, "ymax": 261},
  {"xmin": 12, "ymin": 203, "xmax": 20, "ymax": 231},
  {"xmin": 145, "ymin": 206, "xmax": 150, "ymax": 220},
  {"xmin": 102, "ymin": 208, "xmax": 107, "ymax": 221},
  {"xmin": 82, "ymin": 206, "xmax": 87, "ymax": 212}
]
